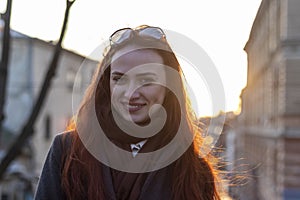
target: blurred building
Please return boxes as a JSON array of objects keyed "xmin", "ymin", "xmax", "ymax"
[
  {"xmin": 235, "ymin": 0, "xmax": 300, "ymax": 199},
  {"xmin": 0, "ymin": 28, "xmax": 98, "ymax": 199}
]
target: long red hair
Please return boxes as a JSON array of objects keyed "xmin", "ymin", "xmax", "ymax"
[{"xmin": 61, "ymin": 36, "xmax": 224, "ymax": 199}]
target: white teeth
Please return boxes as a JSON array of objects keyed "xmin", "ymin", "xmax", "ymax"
[{"xmin": 127, "ymin": 105, "xmax": 141, "ymax": 109}]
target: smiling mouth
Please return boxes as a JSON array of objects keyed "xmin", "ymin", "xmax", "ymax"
[{"xmin": 123, "ymin": 103, "xmax": 146, "ymax": 112}]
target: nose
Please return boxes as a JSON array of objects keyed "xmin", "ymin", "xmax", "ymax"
[{"xmin": 124, "ymin": 81, "xmax": 140, "ymax": 100}]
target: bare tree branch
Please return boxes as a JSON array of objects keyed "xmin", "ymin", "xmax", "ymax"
[
  {"xmin": 0, "ymin": 0, "xmax": 76, "ymax": 180},
  {"xmin": 0, "ymin": 0, "xmax": 13, "ymax": 138}
]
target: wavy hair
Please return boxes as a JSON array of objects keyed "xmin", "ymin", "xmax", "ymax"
[{"xmin": 61, "ymin": 32, "xmax": 224, "ymax": 200}]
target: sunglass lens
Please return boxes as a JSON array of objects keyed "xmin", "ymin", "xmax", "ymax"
[
  {"xmin": 139, "ymin": 27, "xmax": 164, "ymax": 39},
  {"xmin": 111, "ymin": 29, "xmax": 132, "ymax": 44}
]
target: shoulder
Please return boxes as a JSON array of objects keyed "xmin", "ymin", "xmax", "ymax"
[
  {"xmin": 52, "ymin": 130, "xmax": 75, "ymax": 148},
  {"xmin": 54, "ymin": 130, "xmax": 75, "ymax": 141},
  {"xmin": 48, "ymin": 131, "xmax": 76, "ymax": 162},
  {"xmin": 34, "ymin": 131, "xmax": 76, "ymax": 199}
]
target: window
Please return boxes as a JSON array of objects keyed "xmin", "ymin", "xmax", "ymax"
[{"xmin": 45, "ymin": 114, "xmax": 51, "ymax": 140}]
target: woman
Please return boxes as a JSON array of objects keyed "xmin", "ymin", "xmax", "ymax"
[{"xmin": 35, "ymin": 25, "xmax": 224, "ymax": 200}]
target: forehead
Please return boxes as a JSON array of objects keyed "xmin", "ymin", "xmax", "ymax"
[{"xmin": 111, "ymin": 47, "xmax": 164, "ymax": 74}]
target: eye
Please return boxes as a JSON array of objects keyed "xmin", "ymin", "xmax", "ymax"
[
  {"xmin": 139, "ymin": 77, "xmax": 155, "ymax": 85},
  {"xmin": 112, "ymin": 76, "xmax": 127, "ymax": 85}
]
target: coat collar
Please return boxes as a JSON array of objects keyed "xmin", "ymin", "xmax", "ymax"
[{"xmin": 101, "ymin": 164, "xmax": 170, "ymax": 200}]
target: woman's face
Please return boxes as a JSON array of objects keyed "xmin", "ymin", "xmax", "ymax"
[{"xmin": 110, "ymin": 48, "xmax": 166, "ymax": 125}]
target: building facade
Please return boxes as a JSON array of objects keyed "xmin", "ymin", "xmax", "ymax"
[
  {"xmin": 0, "ymin": 29, "xmax": 98, "ymax": 199},
  {"xmin": 236, "ymin": 0, "xmax": 300, "ymax": 199}
]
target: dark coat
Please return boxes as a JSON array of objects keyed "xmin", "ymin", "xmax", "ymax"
[{"xmin": 34, "ymin": 133, "xmax": 173, "ymax": 200}]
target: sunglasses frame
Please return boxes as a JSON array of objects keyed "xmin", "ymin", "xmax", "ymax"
[{"xmin": 109, "ymin": 25, "xmax": 166, "ymax": 46}]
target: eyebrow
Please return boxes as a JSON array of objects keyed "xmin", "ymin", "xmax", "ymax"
[
  {"xmin": 111, "ymin": 71, "xmax": 124, "ymax": 76},
  {"xmin": 111, "ymin": 71, "xmax": 158, "ymax": 77},
  {"xmin": 136, "ymin": 72, "xmax": 158, "ymax": 77}
]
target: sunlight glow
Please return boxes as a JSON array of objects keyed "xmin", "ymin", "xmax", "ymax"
[{"xmin": 7, "ymin": 0, "xmax": 262, "ymax": 116}]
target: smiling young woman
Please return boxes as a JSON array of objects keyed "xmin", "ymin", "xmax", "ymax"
[
  {"xmin": 35, "ymin": 25, "xmax": 227, "ymax": 200},
  {"xmin": 110, "ymin": 48, "xmax": 166, "ymax": 125}
]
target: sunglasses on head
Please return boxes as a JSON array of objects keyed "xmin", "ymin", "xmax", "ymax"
[{"xmin": 109, "ymin": 25, "xmax": 166, "ymax": 45}]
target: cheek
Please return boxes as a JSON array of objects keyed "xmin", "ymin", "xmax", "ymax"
[
  {"xmin": 110, "ymin": 82, "xmax": 123, "ymax": 97},
  {"xmin": 158, "ymin": 87, "xmax": 166, "ymax": 103},
  {"xmin": 146, "ymin": 86, "xmax": 166, "ymax": 103},
  {"xmin": 110, "ymin": 85, "xmax": 120, "ymax": 106},
  {"xmin": 109, "ymin": 81, "xmax": 115, "ymax": 97}
]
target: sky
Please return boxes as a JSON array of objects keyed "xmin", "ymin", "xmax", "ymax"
[{"xmin": 0, "ymin": 0, "xmax": 262, "ymax": 117}]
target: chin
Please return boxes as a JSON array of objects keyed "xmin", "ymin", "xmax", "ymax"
[
  {"xmin": 117, "ymin": 110, "xmax": 150, "ymax": 125},
  {"xmin": 132, "ymin": 117, "xmax": 151, "ymax": 126}
]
